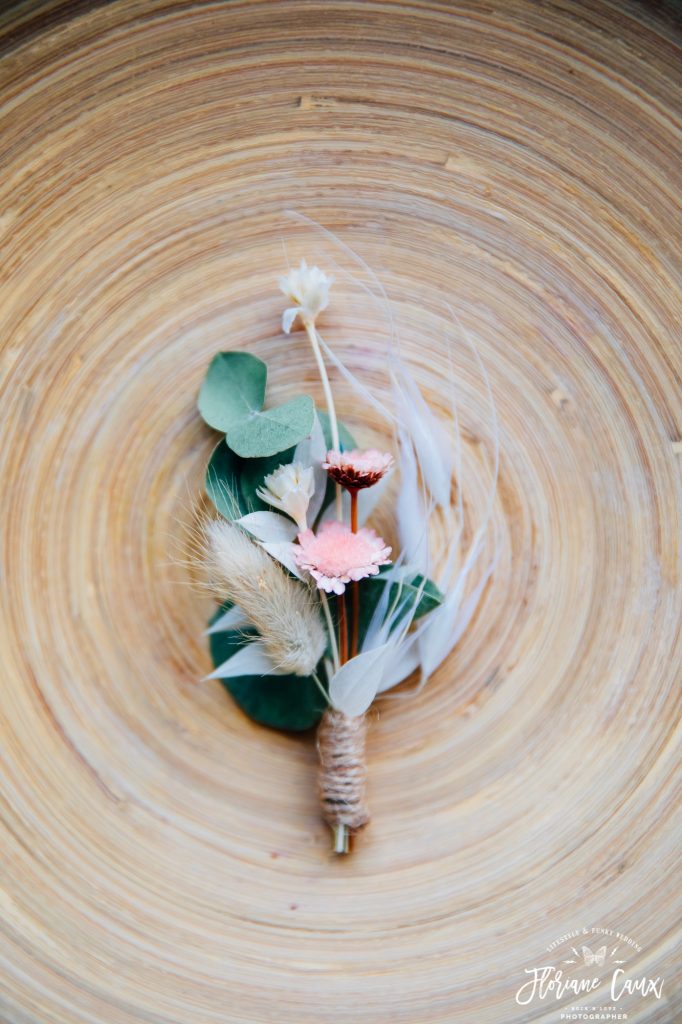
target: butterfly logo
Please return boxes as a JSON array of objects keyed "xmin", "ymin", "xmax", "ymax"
[
  {"xmin": 564, "ymin": 943, "xmax": 627, "ymax": 967},
  {"xmin": 582, "ymin": 945, "xmax": 607, "ymax": 966}
]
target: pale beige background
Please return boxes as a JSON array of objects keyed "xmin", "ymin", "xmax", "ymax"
[{"xmin": 0, "ymin": 2, "xmax": 680, "ymax": 1022}]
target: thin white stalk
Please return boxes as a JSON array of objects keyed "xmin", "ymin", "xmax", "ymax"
[
  {"xmin": 304, "ymin": 318, "xmax": 342, "ymax": 517},
  {"xmin": 305, "ymin": 320, "xmax": 339, "ymax": 449},
  {"xmin": 312, "ymin": 671, "xmax": 330, "ymax": 705},
  {"xmin": 320, "ymin": 591, "xmax": 340, "ymax": 672}
]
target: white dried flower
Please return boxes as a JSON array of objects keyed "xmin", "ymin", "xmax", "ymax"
[
  {"xmin": 202, "ymin": 518, "xmax": 326, "ymax": 676},
  {"xmin": 279, "ymin": 259, "xmax": 333, "ymax": 333},
  {"xmin": 256, "ymin": 462, "xmax": 315, "ymax": 530}
]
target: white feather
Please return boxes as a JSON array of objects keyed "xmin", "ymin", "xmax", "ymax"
[
  {"xmin": 317, "ymin": 330, "xmax": 395, "ymax": 424},
  {"xmin": 293, "ymin": 413, "xmax": 327, "ymax": 523},
  {"xmin": 204, "ymin": 606, "xmax": 250, "ymax": 635},
  {"xmin": 448, "ymin": 560, "xmax": 495, "ymax": 650},
  {"xmin": 238, "ymin": 511, "xmax": 298, "ymax": 544},
  {"xmin": 261, "ymin": 540, "xmax": 305, "ymax": 579},
  {"xmin": 395, "ymin": 431, "xmax": 430, "ymax": 573},
  {"xmin": 392, "ymin": 364, "xmax": 452, "ymax": 508},
  {"xmin": 237, "ymin": 511, "xmax": 304, "ymax": 576},
  {"xmin": 361, "ymin": 558, "xmax": 416, "ymax": 652},
  {"xmin": 410, "ymin": 307, "xmax": 500, "ymax": 680},
  {"xmin": 328, "ymin": 643, "xmax": 393, "ymax": 717},
  {"xmin": 376, "ymin": 634, "xmax": 421, "ymax": 693},
  {"xmin": 418, "ymin": 529, "xmax": 496, "ymax": 678},
  {"xmin": 204, "ymin": 640, "xmax": 288, "ymax": 680},
  {"xmin": 357, "ymin": 470, "xmax": 392, "ymax": 527},
  {"xmin": 279, "ymin": 217, "xmax": 500, "ymax": 707}
]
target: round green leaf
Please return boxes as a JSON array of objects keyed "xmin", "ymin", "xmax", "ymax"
[
  {"xmin": 226, "ymin": 395, "xmax": 315, "ymax": 458},
  {"xmin": 208, "ymin": 606, "xmax": 326, "ymax": 731},
  {"xmin": 198, "ymin": 352, "xmax": 267, "ymax": 432}
]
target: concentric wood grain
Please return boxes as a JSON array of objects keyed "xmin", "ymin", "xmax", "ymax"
[{"xmin": 0, "ymin": 2, "xmax": 680, "ymax": 1022}]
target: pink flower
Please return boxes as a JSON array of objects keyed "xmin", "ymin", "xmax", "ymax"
[
  {"xmin": 294, "ymin": 521, "xmax": 392, "ymax": 595},
  {"xmin": 322, "ymin": 448, "xmax": 394, "ymax": 491}
]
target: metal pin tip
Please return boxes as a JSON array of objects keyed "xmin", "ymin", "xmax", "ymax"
[{"xmin": 332, "ymin": 823, "xmax": 350, "ymax": 855}]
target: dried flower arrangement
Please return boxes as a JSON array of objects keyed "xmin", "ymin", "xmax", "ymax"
[{"xmin": 197, "ymin": 254, "xmax": 497, "ymax": 854}]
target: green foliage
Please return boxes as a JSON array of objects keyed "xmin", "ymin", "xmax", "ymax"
[
  {"xmin": 198, "ymin": 352, "xmax": 315, "ymax": 458},
  {"xmin": 226, "ymin": 395, "xmax": 315, "ymax": 458},
  {"xmin": 204, "ymin": 575, "xmax": 442, "ymax": 733},
  {"xmin": 199, "ymin": 351, "xmax": 444, "ymax": 734},
  {"xmin": 198, "ymin": 352, "xmax": 266, "ymax": 433},
  {"xmin": 205, "ymin": 442, "xmax": 247, "ymax": 520}
]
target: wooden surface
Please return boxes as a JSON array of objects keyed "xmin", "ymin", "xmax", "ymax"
[{"xmin": 0, "ymin": 2, "xmax": 680, "ymax": 1022}]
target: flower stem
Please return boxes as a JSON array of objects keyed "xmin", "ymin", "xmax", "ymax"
[
  {"xmin": 338, "ymin": 592, "xmax": 349, "ymax": 665},
  {"xmin": 312, "ymin": 671, "xmax": 330, "ymax": 705},
  {"xmin": 320, "ymin": 591, "xmax": 340, "ymax": 672},
  {"xmin": 332, "ymin": 823, "xmax": 350, "ymax": 855},
  {"xmin": 304, "ymin": 319, "xmax": 342, "ymax": 518},
  {"xmin": 304, "ymin": 320, "xmax": 339, "ymax": 450},
  {"xmin": 350, "ymin": 489, "xmax": 360, "ymax": 658}
]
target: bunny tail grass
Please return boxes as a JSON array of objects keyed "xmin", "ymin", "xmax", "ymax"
[{"xmin": 202, "ymin": 517, "xmax": 326, "ymax": 677}]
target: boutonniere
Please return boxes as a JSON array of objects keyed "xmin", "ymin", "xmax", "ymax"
[{"xmin": 196, "ymin": 255, "xmax": 497, "ymax": 854}]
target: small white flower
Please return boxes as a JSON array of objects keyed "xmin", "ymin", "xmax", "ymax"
[
  {"xmin": 256, "ymin": 462, "xmax": 316, "ymax": 530},
  {"xmin": 279, "ymin": 259, "xmax": 333, "ymax": 333}
]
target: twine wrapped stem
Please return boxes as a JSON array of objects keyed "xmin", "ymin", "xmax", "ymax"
[{"xmin": 317, "ymin": 709, "xmax": 370, "ymax": 854}]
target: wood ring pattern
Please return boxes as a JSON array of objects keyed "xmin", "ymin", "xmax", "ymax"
[{"xmin": 0, "ymin": 2, "xmax": 680, "ymax": 1022}]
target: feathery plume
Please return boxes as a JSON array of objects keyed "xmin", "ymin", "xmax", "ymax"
[{"xmin": 202, "ymin": 518, "xmax": 326, "ymax": 676}]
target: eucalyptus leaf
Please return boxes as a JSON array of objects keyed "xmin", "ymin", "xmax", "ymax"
[
  {"xmin": 236, "ymin": 410, "xmax": 356, "ymax": 521},
  {"xmin": 205, "ymin": 442, "xmax": 247, "ymax": 520},
  {"xmin": 226, "ymin": 395, "xmax": 315, "ymax": 458},
  {"xmin": 207, "ymin": 606, "xmax": 327, "ymax": 731},
  {"xmin": 198, "ymin": 352, "xmax": 267, "ymax": 432}
]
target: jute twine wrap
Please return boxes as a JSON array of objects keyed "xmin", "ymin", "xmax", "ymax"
[
  {"xmin": 0, "ymin": 1, "xmax": 680, "ymax": 1022},
  {"xmin": 317, "ymin": 710, "xmax": 370, "ymax": 833}
]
